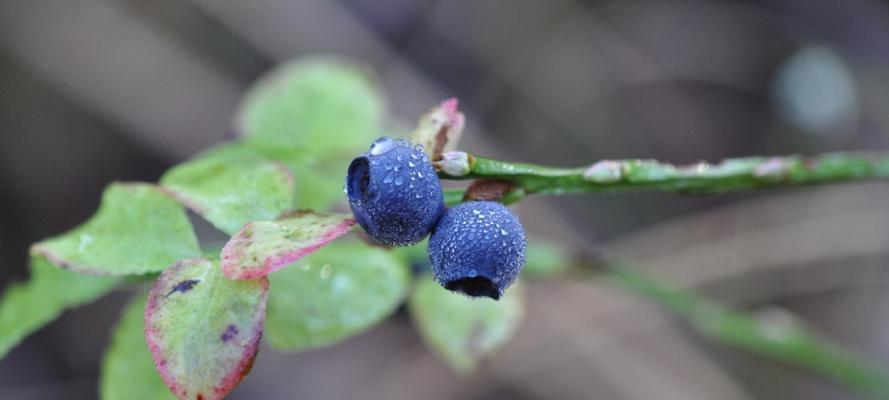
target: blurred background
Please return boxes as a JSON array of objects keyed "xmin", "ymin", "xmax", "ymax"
[{"xmin": 2, "ymin": 0, "xmax": 889, "ymax": 399}]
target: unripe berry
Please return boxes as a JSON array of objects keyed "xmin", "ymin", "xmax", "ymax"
[
  {"xmin": 428, "ymin": 201, "xmax": 526, "ymax": 299},
  {"xmin": 346, "ymin": 137, "xmax": 445, "ymax": 246}
]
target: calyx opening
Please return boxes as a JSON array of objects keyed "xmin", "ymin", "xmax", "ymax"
[
  {"xmin": 445, "ymin": 276, "xmax": 500, "ymax": 300},
  {"xmin": 347, "ymin": 157, "xmax": 371, "ymax": 201}
]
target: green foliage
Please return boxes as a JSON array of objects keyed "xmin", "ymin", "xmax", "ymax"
[
  {"xmin": 0, "ymin": 257, "xmax": 119, "ymax": 358},
  {"xmin": 522, "ymin": 240, "xmax": 573, "ymax": 278},
  {"xmin": 265, "ymin": 241, "xmax": 410, "ymax": 351},
  {"xmin": 611, "ymin": 267, "xmax": 889, "ymax": 398},
  {"xmin": 101, "ymin": 294, "xmax": 175, "ymax": 400},
  {"xmin": 237, "ymin": 56, "xmax": 384, "ymax": 154},
  {"xmin": 31, "ymin": 183, "xmax": 201, "ymax": 275},
  {"xmin": 161, "ymin": 154, "xmax": 295, "ymax": 235},
  {"xmin": 409, "ymin": 278, "xmax": 525, "ymax": 374},
  {"xmin": 145, "ymin": 258, "xmax": 268, "ymax": 400}
]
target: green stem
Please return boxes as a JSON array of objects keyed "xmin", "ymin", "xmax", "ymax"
[
  {"xmin": 609, "ymin": 267, "xmax": 889, "ymax": 399},
  {"xmin": 437, "ymin": 151, "xmax": 889, "ymax": 199}
]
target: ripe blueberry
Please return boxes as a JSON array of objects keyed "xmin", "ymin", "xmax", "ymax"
[
  {"xmin": 428, "ymin": 201, "xmax": 526, "ymax": 299},
  {"xmin": 346, "ymin": 137, "xmax": 445, "ymax": 246}
]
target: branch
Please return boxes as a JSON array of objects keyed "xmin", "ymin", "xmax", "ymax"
[
  {"xmin": 436, "ymin": 151, "xmax": 889, "ymax": 202},
  {"xmin": 608, "ymin": 266, "xmax": 889, "ymax": 399}
]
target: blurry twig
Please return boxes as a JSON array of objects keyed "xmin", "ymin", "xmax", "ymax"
[{"xmin": 608, "ymin": 266, "xmax": 889, "ymax": 399}]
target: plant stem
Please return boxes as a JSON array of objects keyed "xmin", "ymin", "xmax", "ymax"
[
  {"xmin": 609, "ymin": 266, "xmax": 889, "ymax": 399},
  {"xmin": 436, "ymin": 151, "xmax": 889, "ymax": 199}
]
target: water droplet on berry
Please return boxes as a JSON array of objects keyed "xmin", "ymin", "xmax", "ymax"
[
  {"xmin": 468, "ymin": 269, "xmax": 478, "ymax": 278},
  {"xmin": 408, "ymin": 161, "xmax": 416, "ymax": 168},
  {"xmin": 383, "ymin": 175, "xmax": 393, "ymax": 184},
  {"xmin": 395, "ymin": 176, "xmax": 404, "ymax": 186},
  {"xmin": 369, "ymin": 137, "xmax": 397, "ymax": 155},
  {"xmin": 500, "ymin": 229, "xmax": 508, "ymax": 235}
]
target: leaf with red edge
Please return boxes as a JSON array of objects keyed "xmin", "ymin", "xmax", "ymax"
[
  {"xmin": 145, "ymin": 258, "xmax": 269, "ymax": 400},
  {"xmin": 221, "ymin": 210, "xmax": 356, "ymax": 280},
  {"xmin": 410, "ymin": 98, "xmax": 465, "ymax": 159}
]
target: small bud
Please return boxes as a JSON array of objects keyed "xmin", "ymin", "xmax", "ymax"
[
  {"xmin": 436, "ymin": 151, "xmax": 472, "ymax": 177},
  {"xmin": 583, "ymin": 160, "xmax": 623, "ymax": 183}
]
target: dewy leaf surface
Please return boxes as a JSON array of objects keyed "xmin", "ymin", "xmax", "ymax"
[
  {"xmin": 0, "ymin": 257, "xmax": 119, "ymax": 358},
  {"xmin": 221, "ymin": 210, "xmax": 355, "ymax": 280},
  {"xmin": 161, "ymin": 153, "xmax": 295, "ymax": 235},
  {"xmin": 409, "ymin": 278, "xmax": 524, "ymax": 373},
  {"xmin": 101, "ymin": 294, "xmax": 175, "ymax": 400},
  {"xmin": 145, "ymin": 258, "xmax": 268, "ymax": 400},
  {"xmin": 237, "ymin": 56, "xmax": 384, "ymax": 153},
  {"xmin": 265, "ymin": 242, "xmax": 410, "ymax": 351},
  {"xmin": 31, "ymin": 182, "xmax": 201, "ymax": 275}
]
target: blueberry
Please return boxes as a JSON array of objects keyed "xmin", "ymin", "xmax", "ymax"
[
  {"xmin": 428, "ymin": 201, "xmax": 526, "ymax": 299},
  {"xmin": 346, "ymin": 137, "xmax": 445, "ymax": 246}
]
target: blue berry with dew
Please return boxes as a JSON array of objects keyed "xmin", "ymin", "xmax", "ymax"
[
  {"xmin": 428, "ymin": 201, "xmax": 526, "ymax": 300},
  {"xmin": 346, "ymin": 137, "xmax": 445, "ymax": 246}
]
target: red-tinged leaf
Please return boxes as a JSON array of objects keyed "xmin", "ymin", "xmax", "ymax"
[
  {"xmin": 410, "ymin": 98, "xmax": 465, "ymax": 159},
  {"xmin": 221, "ymin": 210, "xmax": 356, "ymax": 280},
  {"xmin": 145, "ymin": 258, "xmax": 269, "ymax": 400}
]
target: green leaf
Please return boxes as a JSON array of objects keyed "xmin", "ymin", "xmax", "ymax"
[
  {"xmin": 145, "ymin": 258, "xmax": 268, "ymax": 400},
  {"xmin": 237, "ymin": 56, "xmax": 384, "ymax": 155},
  {"xmin": 265, "ymin": 241, "xmax": 410, "ymax": 352},
  {"xmin": 161, "ymin": 153, "xmax": 295, "ymax": 235},
  {"xmin": 190, "ymin": 140, "xmax": 352, "ymax": 210},
  {"xmin": 410, "ymin": 98, "xmax": 465, "ymax": 159},
  {"xmin": 221, "ymin": 210, "xmax": 355, "ymax": 280},
  {"xmin": 409, "ymin": 278, "xmax": 525, "ymax": 373},
  {"xmin": 0, "ymin": 257, "xmax": 119, "ymax": 359},
  {"xmin": 522, "ymin": 240, "xmax": 573, "ymax": 278},
  {"xmin": 101, "ymin": 294, "xmax": 175, "ymax": 400},
  {"xmin": 31, "ymin": 182, "xmax": 201, "ymax": 275},
  {"xmin": 611, "ymin": 267, "xmax": 889, "ymax": 398}
]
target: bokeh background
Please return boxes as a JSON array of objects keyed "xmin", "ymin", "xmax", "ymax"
[{"xmin": 2, "ymin": 0, "xmax": 889, "ymax": 399}]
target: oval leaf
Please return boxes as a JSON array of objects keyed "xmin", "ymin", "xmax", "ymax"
[
  {"xmin": 31, "ymin": 183, "xmax": 201, "ymax": 275},
  {"xmin": 237, "ymin": 56, "xmax": 384, "ymax": 152},
  {"xmin": 410, "ymin": 98, "xmax": 465, "ymax": 159},
  {"xmin": 161, "ymin": 154, "xmax": 295, "ymax": 235},
  {"xmin": 409, "ymin": 278, "xmax": 524, "ymax": 373},
  {"xmin": 0, "ymin": 257, "xmax": 119, "ymax": 358},
  {"xmin": 265, "ymin": 241, "xmax": 410, "ymax": 351},
  {"xmin": 101, "ymin": 294, "xmax": 175, "ymax": 400},
  {"xmin": 221, "ymin": 210, "xmax": 355, "ymax": 280},
  {"xmin": 145, "ymin": 258, "xmax": 269, "ymax": 400}
]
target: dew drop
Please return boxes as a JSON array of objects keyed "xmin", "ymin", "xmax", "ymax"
[
  {"xmin": 395, "ymin": 176, "xmax": 404, "ymax": 186},
  {"xmin": 320, "ymin": 264, "xmax": 332, "ymax": 279},
  {"xmin": 383, "ymin": 175, "xmax": 394, "ymax": 184},
  {"xmin": 468, "ymin": 269, "xmax": 478, "ymax": 278},
  {"xmin": 408, "ymin": 161, "xmax": 416, "ymax": 168},
  {"xmin": 500, "ymin": 229, "xmax": 508, "ymax": 235},
  {"xmin": 396, "ymin": 155, "xmax": 404, "ymax": 161},
  {"xmin": 417, "ymin": 172, "xmax": 424, "ymax": 178},
  {"xmin": 369, "ymin": 137, "xmax": 397, "ymax": 155},
  {"xmin": 414, "ymin": 144, "xmax": 424, "ymax": 152}
]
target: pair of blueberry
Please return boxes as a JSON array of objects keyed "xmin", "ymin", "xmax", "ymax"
[{"xmin": 346, "ymin": 137, "xmax": 526, "ymax": 299}]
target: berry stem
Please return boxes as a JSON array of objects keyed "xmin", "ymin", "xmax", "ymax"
[{"xmin": 436, "ymin": 151, "xmax": 889, "ymax": 201}]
